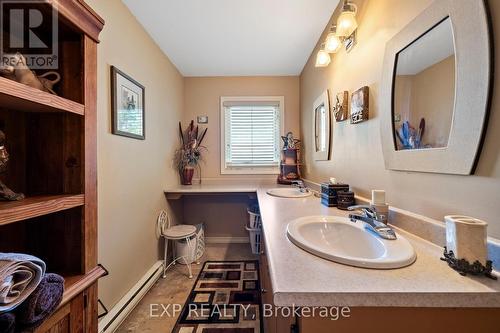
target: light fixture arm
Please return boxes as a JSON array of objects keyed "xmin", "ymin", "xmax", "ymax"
[{"xmin": 343, "ymin": 0, "xmax": 358, "ymax": 14}]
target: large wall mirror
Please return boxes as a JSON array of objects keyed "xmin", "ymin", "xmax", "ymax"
[
  {"xmin": 313, "ymin": 90, "xmax": 330, "ymax": 161},
  {"xmin": 394, "ymin": 17, "xmax": 455, "ymax": 150},
  {"xmin": 380, "ymin": 0, "xmax": 491, "ymax": 175}
]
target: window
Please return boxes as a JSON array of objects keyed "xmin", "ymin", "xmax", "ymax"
[{"xmin": 220, "ymin": 96, "xmax": 284, "ymax": 174}]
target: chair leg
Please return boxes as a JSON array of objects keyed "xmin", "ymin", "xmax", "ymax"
[
  {"xmin": 163, "ymin": 237, "xmax": 168, "ymax": 278},
  {"xmin": 172, "ymin": 241, "xmax": 176, "ymax": 266},
  {"xmin": 186, "ymin": 237, "xmax": 193, "ymax": 279}
]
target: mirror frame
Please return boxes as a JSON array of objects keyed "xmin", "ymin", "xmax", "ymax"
[
  {"xmin": 313, "ymin": 90, "xmax": 331, "ymax": 161},
  {"xmin": 380, "ymin": 0, "xmax": 492, "ymax": 175}
]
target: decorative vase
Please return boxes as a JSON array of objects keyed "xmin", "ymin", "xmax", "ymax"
[{"xmin": 181, "ymin": 166, "xmax": 195, "ymax": 185}]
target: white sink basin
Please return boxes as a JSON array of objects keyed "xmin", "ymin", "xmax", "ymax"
[
  {"xmin": 266, "ymin": 187, "xmax": 312, "ymax": 198},
  {"xmin": 287, "ymin": 215, "xmax": 416, "ymax": 269}
]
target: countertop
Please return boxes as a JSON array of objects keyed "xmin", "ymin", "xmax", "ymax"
[
  {"xmin": 164, "ymin": 183, "xmax": 500, "ymax": 307},
  {"xmin": 256, "ymin": 188, "xmax": 500, "ymax": 307},
  {"xmin": 165, "ymin": 183, "xmax": 258, "ymax": 193}
]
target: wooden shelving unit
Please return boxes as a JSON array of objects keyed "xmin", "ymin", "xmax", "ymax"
[
  {"xmin": 0, "ymin": 77, "xmax": 85, "ymax": 115},
  {"xmin": 0, "ymin": 1, "xmax": 105, "ymax": 332},
  {"xmin": 0, "ymin": 194, "xmax": 85, "ymax": 226},
  {"xmin": 61, "ymin": 266, "xmax": 108, "ymax": 308}
]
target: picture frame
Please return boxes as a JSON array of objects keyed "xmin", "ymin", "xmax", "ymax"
[
  {"xmin": 350, "ymin": 86, "xmax": 369, "ymax": 124},
  {"xmin": 333, "ymin": 91, "xmax": 349, "ymax": 122},
  {"xmin": 110, "ymin": 66, "xmax": 145, "ymax": 140}
]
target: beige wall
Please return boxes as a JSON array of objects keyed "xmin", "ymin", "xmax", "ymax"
[
  {"xmin": 183, "ymin": 195, "xmax": 253, "ymax": 238},
  {"xmin": 409, "ymin": 56, "xmax": 454, "ymax": 148},
  {"xmin": 87, "ymin": 0, "xmax": 184, "ymax": 308},
  {"xmin": 182, "ymin": 77, "xmax": 300, "ymax": 238},
  {"xmin": 184, "ymin": 76, "xmax": 300, "ymax": 182},
  {"xmin": 300, "ymin": 0, "xmax": 500, "ymax": 238},
  {"xmin": 395, "ymin": 56, "xmax": 455, "ymax": 149}
]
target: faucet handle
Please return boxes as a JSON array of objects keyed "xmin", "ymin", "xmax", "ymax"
[{"xmin": 347, "ymin": 205, "xmax": 376, "ymax": 216}]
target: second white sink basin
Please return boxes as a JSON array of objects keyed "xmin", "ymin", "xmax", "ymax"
[
  {"xmin": 266, "ymin": 188, "xmax": 312, "ymax": 198},
  {"xmin": 287, "ymin": 215, "xmax": 416, "ymax": 269}
]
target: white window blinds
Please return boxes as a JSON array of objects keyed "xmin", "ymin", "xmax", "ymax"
[{"xmin": 224, "ymin": 103, "xmax": 281, "ymax": 169}]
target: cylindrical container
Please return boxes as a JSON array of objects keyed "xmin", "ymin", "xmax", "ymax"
[
  {"xmin": 194, "ymin": 223, "xmax": 205, "ymax": 261},
  {"xmin": 175, "ymin": 224, "xmax": 204, "ymax": 264},
  {"xmin": 176, "ymin": 234, "xmax": 197, "ymax": 265},
  {"xmin": 337, "ymin": 191, "xmax": 355, "ymax": 210},
  {"xmin": 445, "ymin": 215, "xmax": 488, "ymax": 265}
]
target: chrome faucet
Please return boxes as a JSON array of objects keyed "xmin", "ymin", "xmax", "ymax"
[
  {"xmin": 291, "ymin": 180, "xmax": 308, "ymax": 193},
  {"xmin": 347, "ymin": 205, "xmax": 396, "ymax": 240}
]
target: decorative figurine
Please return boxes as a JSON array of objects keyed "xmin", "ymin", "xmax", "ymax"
[
  {"xmin": 0, "ymin": 130, "xmax": 25, "ymax": 201},
  {"xmin": 0, "ymin": 53, "xmax": 60, "ymax": 95},
  {"xmin": 277, "ymin": 132, "xmax": 302, "ymax": 185},
  {"xmin": 281, "ymin": 131, "xmax": 301, "ymax": 150}
]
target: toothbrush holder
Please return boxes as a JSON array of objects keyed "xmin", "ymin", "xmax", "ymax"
[{"xmin": 445, "ymin": 215, "xmax": 488, "ymax": 265}]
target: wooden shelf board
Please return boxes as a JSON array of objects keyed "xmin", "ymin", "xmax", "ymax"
[
  {"xmin": 0, "ymin": 194, "xmax": 84, "ymax": 226},
  {"xmin": 0, "ymin": 77, "xmax": 84, "ymax": 115},
  {"xmin": 61, "ymin": 265, "xmax": 107, "ymax": 307}
]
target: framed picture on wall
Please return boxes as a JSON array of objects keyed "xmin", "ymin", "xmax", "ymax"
[
  {"xmin": 350, "ymin": 86, "xmax": 369, "ymax": 124},
  {"xmin": 110, "ymin": 66, "xmax": 145, "ymax": 140},
  {"xmin": 333, "ymin": 90, "xmax": 349, "ymax": 122}
]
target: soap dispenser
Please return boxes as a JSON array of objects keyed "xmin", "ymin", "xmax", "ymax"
[{"xmin": 371, "ymin": 190, "xmax": 388, "ymax": 224}]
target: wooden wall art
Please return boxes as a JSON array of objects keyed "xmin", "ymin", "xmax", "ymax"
[{"xmin": 351, "ymin": 86, "xmax": 369, "ymax": 124}]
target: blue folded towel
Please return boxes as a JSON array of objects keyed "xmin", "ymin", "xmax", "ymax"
[
  {"xmin": 15, "ymin": 273, "xmax": 65, "ymax": 330},
  {"xmin": 0, "ymin": 312, "xmax": 15, "ymax": 333},
  {"xmin": 0, "ymin": 253, "xmax": 46, "ymax": 313}
]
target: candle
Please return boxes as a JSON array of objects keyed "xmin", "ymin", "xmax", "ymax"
[{"xmin": 371, "ymin": 190, "xmax": 386, "ymax": 205}]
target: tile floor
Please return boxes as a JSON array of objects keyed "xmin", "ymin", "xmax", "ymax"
[{"xmin": 115, "ymin": 243, "xmax": 257, "ymax": 332}]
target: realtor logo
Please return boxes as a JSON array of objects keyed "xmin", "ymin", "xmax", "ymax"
[{"xmin": 0, "ymin": 0, "xmax": 58, "ymax": 69}]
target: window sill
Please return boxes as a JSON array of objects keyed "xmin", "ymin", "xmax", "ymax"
[{"xmin": 221, "ymin": 167, "xmax": 279, "ymax": 175}]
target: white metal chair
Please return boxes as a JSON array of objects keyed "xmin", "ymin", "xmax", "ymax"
[{"xmin": 156, "ymin": 210, "xmax": 197, "ymax": 279}]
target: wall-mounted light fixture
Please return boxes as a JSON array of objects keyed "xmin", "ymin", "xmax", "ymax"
[
  {"xmin": 315, "ymin": 43, "xmax": 331, "ymax": 67},
  {"xmin": 325, "ymin": 26, "xmax": 342, "ymax": 53},
  {"xmin": 337, "ymin": 0, "xmax": 358, "ymax": 38},
  {"xmin": 315, "ymin": 0, "xmax": 359, "ymax": 68}
]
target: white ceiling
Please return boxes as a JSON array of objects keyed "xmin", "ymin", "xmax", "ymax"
[{"xmin": 122, "ymin": 0, "xmax": 340, "ymax": 77}]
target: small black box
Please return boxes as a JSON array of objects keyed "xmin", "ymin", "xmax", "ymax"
[{"xmin": 320, "ymin": 183, "xmax": 350, "ymax": 207}]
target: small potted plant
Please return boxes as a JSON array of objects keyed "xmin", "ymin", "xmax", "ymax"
[{"xmin": 174, "ymin": 121, "xmax": 207, "ymax": 185}]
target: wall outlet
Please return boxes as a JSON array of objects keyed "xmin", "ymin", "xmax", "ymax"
[{"xmin": 197, "ymin": 115, "xmax": 208, "ymax": 124}]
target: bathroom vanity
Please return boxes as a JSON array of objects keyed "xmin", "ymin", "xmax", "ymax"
[
  {"xmin": 164, "ymin": 183, "xmax": 500, "ymax": 332},
  {"xmin": 257, "ymin": 188, "xmax": 500, "ymax": 333}
]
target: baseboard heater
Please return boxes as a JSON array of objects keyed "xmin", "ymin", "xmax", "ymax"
[{"xmin": 98, "ymin": 261, "xmax": 163, "ymax": 333}]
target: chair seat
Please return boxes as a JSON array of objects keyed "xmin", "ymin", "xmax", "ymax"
[{"xmin": 163, "ymin": 224, "xmax": 196, "ymax": 239}]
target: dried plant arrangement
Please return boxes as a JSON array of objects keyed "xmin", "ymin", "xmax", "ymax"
[{"xmin": 174, "ymin": 120, "xmax": 207, "ymax": 185}]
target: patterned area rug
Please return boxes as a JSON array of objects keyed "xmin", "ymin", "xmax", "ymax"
[{"xmin": 172, "ymin": 261, "xmax": 262, "ymax": 333}]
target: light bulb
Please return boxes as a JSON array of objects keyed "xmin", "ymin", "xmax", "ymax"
[
  {"xmin": 325, "ymin": 32, "xmax": 342, "ymax": 53},
  {"xmin": 336, "ymin": 10, "xmax": 358, "ymax": 37},
  {"xmin": 315, "ymin": 48, "xmax": 331, "ymax": 67}
]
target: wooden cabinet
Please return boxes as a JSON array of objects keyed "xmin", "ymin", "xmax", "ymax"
[
  {"xmin": 35, "ymin": 295, "xmax": 84, "ymax": 333},
  {"xmin": 259, "ymin": 240, "xmax": 296, "ymax": 333},
  {"xmin": 297, "ymin": 307, "xmax": 500, "ymax": 333},
  {"xmin": 259, "ymin": 240, "xmax": 500, "ymax": 333},
  {"xmin": 0, "ymin": 1, "xmax": 105, "ymax": 331}
]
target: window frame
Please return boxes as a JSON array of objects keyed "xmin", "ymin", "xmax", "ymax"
[{"xmin": 220, "ymin": 96, "xmax": 285, "ymax": 175}]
